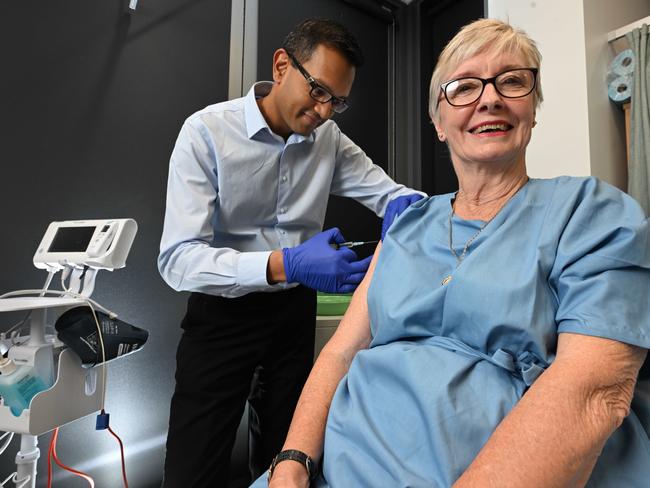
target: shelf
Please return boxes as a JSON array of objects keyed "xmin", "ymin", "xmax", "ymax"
[
  {"xmin": 608, "ymin": 15, "xmax": 650, "ymax": 42},
  {"xmin": 0, "ymin": 297, "xmax": 85, "ymax": 313}
]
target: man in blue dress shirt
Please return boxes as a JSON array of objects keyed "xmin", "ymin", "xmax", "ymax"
[{"xmin": 158, "ymin": 19, "xmax": 424, "ymax": 487}]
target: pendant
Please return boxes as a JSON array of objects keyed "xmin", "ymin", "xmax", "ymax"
[{"xmin": 441, "ymin": 275, "xmax": 453, "ymax": 286}]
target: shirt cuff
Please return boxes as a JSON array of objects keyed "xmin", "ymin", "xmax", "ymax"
[{"xmin": 237, "ymin": 251, "xmax": 274, "ymax": 288}]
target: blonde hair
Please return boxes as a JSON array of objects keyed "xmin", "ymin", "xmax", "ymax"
[{"xmin": 429, "ymin": 18, "xmax": 543, "ymax": 121}]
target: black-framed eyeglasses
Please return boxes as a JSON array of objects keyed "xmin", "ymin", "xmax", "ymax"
[
  {"xmin": 285, "ymin": 49, "xmax": 350, "ymax": 114},
  {"xmin": 440, "ymin": 68, "xmax": 538, "ymax": 107}
]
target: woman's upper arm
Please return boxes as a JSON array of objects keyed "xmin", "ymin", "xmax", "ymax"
[{"xmin": 320, "ymin": 242, "xmax": 383, "ymax": 365}]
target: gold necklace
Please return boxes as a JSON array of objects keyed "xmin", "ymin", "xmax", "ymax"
[
  {"xmin": 441, "ymin": 178, "xmax": 529, "ymax": 286},
  {"xmin": 441, "ymin": 205, "xmax": 493, "ymax": 286}
]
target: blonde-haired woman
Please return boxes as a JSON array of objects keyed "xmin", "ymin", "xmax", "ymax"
[{"xmin": 253, "ymin": 18, "xmax": 650, "ymax": 488}]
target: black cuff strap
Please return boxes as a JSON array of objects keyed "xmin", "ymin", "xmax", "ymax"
[{"xmin": 268, "ymin": 449, "xmax": 318, "ymax": 481}]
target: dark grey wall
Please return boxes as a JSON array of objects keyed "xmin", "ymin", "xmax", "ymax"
[
  {"xmin": 0, "ymin": 1, "xmax": 230, "ymax": 486},
  {"xmin": 419, "ymin": 0, "xmax": 485, "ymax": 196},
  {"xmin": 257, "ymin": 0, "xmax": 397, "ymax": 259},
  {"xmin": 257, "ymin": 0, "xmax": 391, "ymax": 168}
]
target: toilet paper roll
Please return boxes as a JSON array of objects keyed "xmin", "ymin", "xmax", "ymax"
[
  {"xmin": 609, "ymin": 49, "xmax": 635, "ymax": 77},
  {"xmin": 605, "ymin": 70, "xmax": 619, "ymax": 85},
  {"xmin": 608, "ymin": 75, "xmax": 633, "ymax": 105}
]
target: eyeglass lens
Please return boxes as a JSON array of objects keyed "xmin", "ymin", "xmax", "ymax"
[
  {"xmin": 309, "ymin": 84, "xmax": 347, "ymax": 113},
  {"xmin": 444, "ymin": 69, "xmax": 536, "ymax": 106}
]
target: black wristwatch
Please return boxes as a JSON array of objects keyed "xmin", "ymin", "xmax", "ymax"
[{"xmin": 268, "ymin": 449, "xmax": 318, "ymax": 482}]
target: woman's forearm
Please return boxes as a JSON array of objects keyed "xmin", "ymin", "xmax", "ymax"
[
  {"xmin": 268, "ymin": 245, "xmax": 380, "ymax": 486},
  {"xmin": 282, "ymin": 346, "xmax": 356, "ymax": 459},
  {"xmin": 454, "ymin": 334, "xmax": 647, "ymax": 488},
  {"xmin": 282, "ymin": 281, "xmax": 373, "ymax": 457},
  {"xmin": 267, "ymin": 298, "xmax": 372, "ymax": 486},
  {"xmin": 267, "ymin": 343, "xmax": 362, "ymax": 487},
  {"xmin": 454, "ymin": 362, "xmax": 608, "ymax": 487}
]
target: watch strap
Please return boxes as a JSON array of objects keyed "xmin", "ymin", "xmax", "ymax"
[{"xmin": 268, "ymin": 449, "xmax": 318, "ymax": 481}]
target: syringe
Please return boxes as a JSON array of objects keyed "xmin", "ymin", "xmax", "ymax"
[{"xmin": 331, "ymin": 240, "xmax": 379, "ymax": 250}]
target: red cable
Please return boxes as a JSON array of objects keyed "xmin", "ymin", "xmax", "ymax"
[
  {"xmin": 107, "ymin": 426, "xmax": 129, "ymax": 488},
  {"xmin": 49, "ymin": 428, "xmax": 95, "ymax": 487},
  {"xmin": 47, "ymin": 429, "xmax": 55, "ymax": 488},
  {"xmin": 46, "ymin": 420, "xmax": 129, "ymax": 488}
]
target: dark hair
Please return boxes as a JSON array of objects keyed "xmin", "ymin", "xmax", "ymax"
[{"xmin": 282, "ymin": 18, "xmax": 364, "ymax": 68}]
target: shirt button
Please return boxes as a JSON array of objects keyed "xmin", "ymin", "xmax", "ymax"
[
  {"xmin": 282, "ymin": 176, "xmax": 287, "ymax": 182},
  {"xmin": 280, "ymin": 207, "xmax": 287, "ymax": 213}
]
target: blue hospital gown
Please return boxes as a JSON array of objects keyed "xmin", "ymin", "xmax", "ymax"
[{"xmin": 253, "ymin": 176, "xmax": 650, "ymax": 487}]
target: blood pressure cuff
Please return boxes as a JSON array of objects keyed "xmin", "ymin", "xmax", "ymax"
[{"xmin": 55, "ymin": 307, "xmax": 148, "ymax": 367}]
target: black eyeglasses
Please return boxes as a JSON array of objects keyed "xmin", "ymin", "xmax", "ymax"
[
  {"xmin": 440, "ymin": 68, "xmax": 538, "ymax": 107},
  {"xmin": 285, "ymin": 49, "xmax": 350, "ymax": 114}
]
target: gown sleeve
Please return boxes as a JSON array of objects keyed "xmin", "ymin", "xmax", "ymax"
[{"xmin": 551, "ymin": 177, "xmax": 650, "ymax": 349}]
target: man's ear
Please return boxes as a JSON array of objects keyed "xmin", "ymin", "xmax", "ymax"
[{"xmin": 272, "ymin": 48, "xmax": 291, "ymax": 83}]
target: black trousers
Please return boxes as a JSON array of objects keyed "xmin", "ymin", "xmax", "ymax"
[{"xmin": 162, "ymin": 286, "xmax": 316, "ymax": 488}]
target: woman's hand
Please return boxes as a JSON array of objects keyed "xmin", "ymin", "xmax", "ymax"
[{"xmin": 268, "ymin": 461, "xmax": 310, "ymax": 488}]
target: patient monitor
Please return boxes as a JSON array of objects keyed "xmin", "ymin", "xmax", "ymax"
[
  {"xmin": 0, "ymin": 218, "xmax": 138, "ymax": 488},
  {"xmin": 31, "ymin": 219, "xmax": 137, "ymax": 298},
  {"xmin": 34, "ymin": 219, "xmax": 136, "ymax": 270}
]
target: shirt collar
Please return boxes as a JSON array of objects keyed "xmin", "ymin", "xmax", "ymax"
[{"xmin": 243, "ymin": 81, "xmax": 314, "ymax": 143}]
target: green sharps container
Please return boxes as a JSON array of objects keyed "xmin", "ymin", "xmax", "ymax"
[{"xmin": 316, "ymin": 292, "xmax": 353, "ymax": 316}]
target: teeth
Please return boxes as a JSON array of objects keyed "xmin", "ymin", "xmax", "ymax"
[{"xmin": 472, "ymin": 123, "xmax": 510, "ymax": 134}]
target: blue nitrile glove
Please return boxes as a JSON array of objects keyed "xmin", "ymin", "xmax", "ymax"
[
  {"xmin": 381, "ymin": 193, "xmax": 425, "ymax": 240},
  {"xmin": 282, "ymin": 228, "xmax": 373, "ymax": 293}
]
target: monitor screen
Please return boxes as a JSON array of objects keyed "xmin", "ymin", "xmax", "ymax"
[{"xmin": 48, "ymin": 226, "xmax": 96, "ymax": 253}]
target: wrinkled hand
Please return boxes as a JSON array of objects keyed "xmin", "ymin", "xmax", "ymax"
[
  {"xmin": 282, "ymin": 228, "xmax": 372, "ymax": 293},
  {"xmin": 381, "ymin": 193, "xmax": 425, "ymax": 240}
]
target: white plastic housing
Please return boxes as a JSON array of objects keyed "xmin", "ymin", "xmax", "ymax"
[
  {"xmin": 33, "ymin": 219, "xmax": 137, "ymax": 271},
  {"xmin": 0, "ymin": 297, "xmax": 103, "ymax": 435}
]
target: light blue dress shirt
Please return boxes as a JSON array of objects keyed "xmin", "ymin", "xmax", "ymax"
[{"xmin": 158, "ymin": 82, "xmax": 418, "ymax": 298}]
